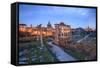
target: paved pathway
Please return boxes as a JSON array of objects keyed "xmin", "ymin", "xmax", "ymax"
[
  {"xmin": 77, "ymin": 33, "xmax": 91, "ymax": 43},
  {"xmin": 47, "ymin": 42, "xmax": 76, "ymax": 61}
]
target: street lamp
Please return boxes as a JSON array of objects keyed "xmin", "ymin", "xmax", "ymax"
[
  {"xmin": 36, "ymin": 25, "xmax": 39, "ymax": 41},
  {"xmin": 38, "ymin": 24, "xmax": 45, "ymax": 62},
  {"xmin": 38, "ymin": 24, "xmax": 44, "ymax": 48}
]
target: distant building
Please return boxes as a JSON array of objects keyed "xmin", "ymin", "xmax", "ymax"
[
  {"xmin": 47, "ymin": 21, "xmax": 52, "ymax": 28},
  {"xmin": 19, "ymin": 22, "xmax": 72, "ymax": 47},
  {"xmin": 19, "ymin": 24, "xmax": 27, "ymax": 32},
  {"xmin": 46, "ymin": 21, "xmax": 54, "ymax": 37},
  {"xmin": 54, "ymin": 22, "xmax": 72, "ymax": 47},
  {"xmin": 26, "ymin": 27, "xmax": 33, "ymax": 33},
  {"xmin": 85, "ymin": 26, "xmax": 93, "ymax": 32},
  {"xmin": 19, "ymin": 22, "xmax": 54, "ymax": 37},
  {"xmin": 74, "ymin": 28, "xmax": 85, "ymax": 35}
]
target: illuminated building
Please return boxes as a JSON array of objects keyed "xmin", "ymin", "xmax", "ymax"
[
  {"xmin": 19, "ymin": 22, "xmax": 54, "ymax": 37},
  {"xmin": 46, "ymin": 21, "xmax": 54, "ymax": 37},
  {"xmin": 19, "ymin": 24, "xmax": 27, "ymax": 32},
  {"xmin": 19, "ymin": 22, "xmax": 72, "ymax": 47},
  {"xmin": 54, "ymin": 22, "xmax": 72, "ymax": 47}
]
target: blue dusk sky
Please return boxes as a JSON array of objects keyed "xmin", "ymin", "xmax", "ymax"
[{"xmin": 19, "ymin": 4, "xmax": 96, "ymax": 29}]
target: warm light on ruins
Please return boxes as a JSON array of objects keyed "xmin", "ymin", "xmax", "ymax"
[{"xmin": 19, "ymin": 28, "xmax": 26, "ymax": 32}]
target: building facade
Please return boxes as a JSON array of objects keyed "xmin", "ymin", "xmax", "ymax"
[
  {"xmin": 54, "ymin": 22, "xmax": 72, "ymax": 47},
  {"xmin": 19, "ymin": 22, "xmax": 72, "ymax": 47},
  {"xmin": 19, "ymin": 22, "xmax": 54, "ymax": 37}
]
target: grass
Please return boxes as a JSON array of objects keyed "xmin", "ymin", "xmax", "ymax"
[
  {"xmin": 65, "ymin": 49, "xmax": 87, "ymax": 60},
  {"xmin": 19, "ymin": 41, "xmax": 56, "ymax": 64}
]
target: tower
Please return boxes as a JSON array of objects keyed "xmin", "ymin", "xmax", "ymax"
[{"xmin": 47, "ymin": 21, "xmax": 52, "ymax": 28}]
